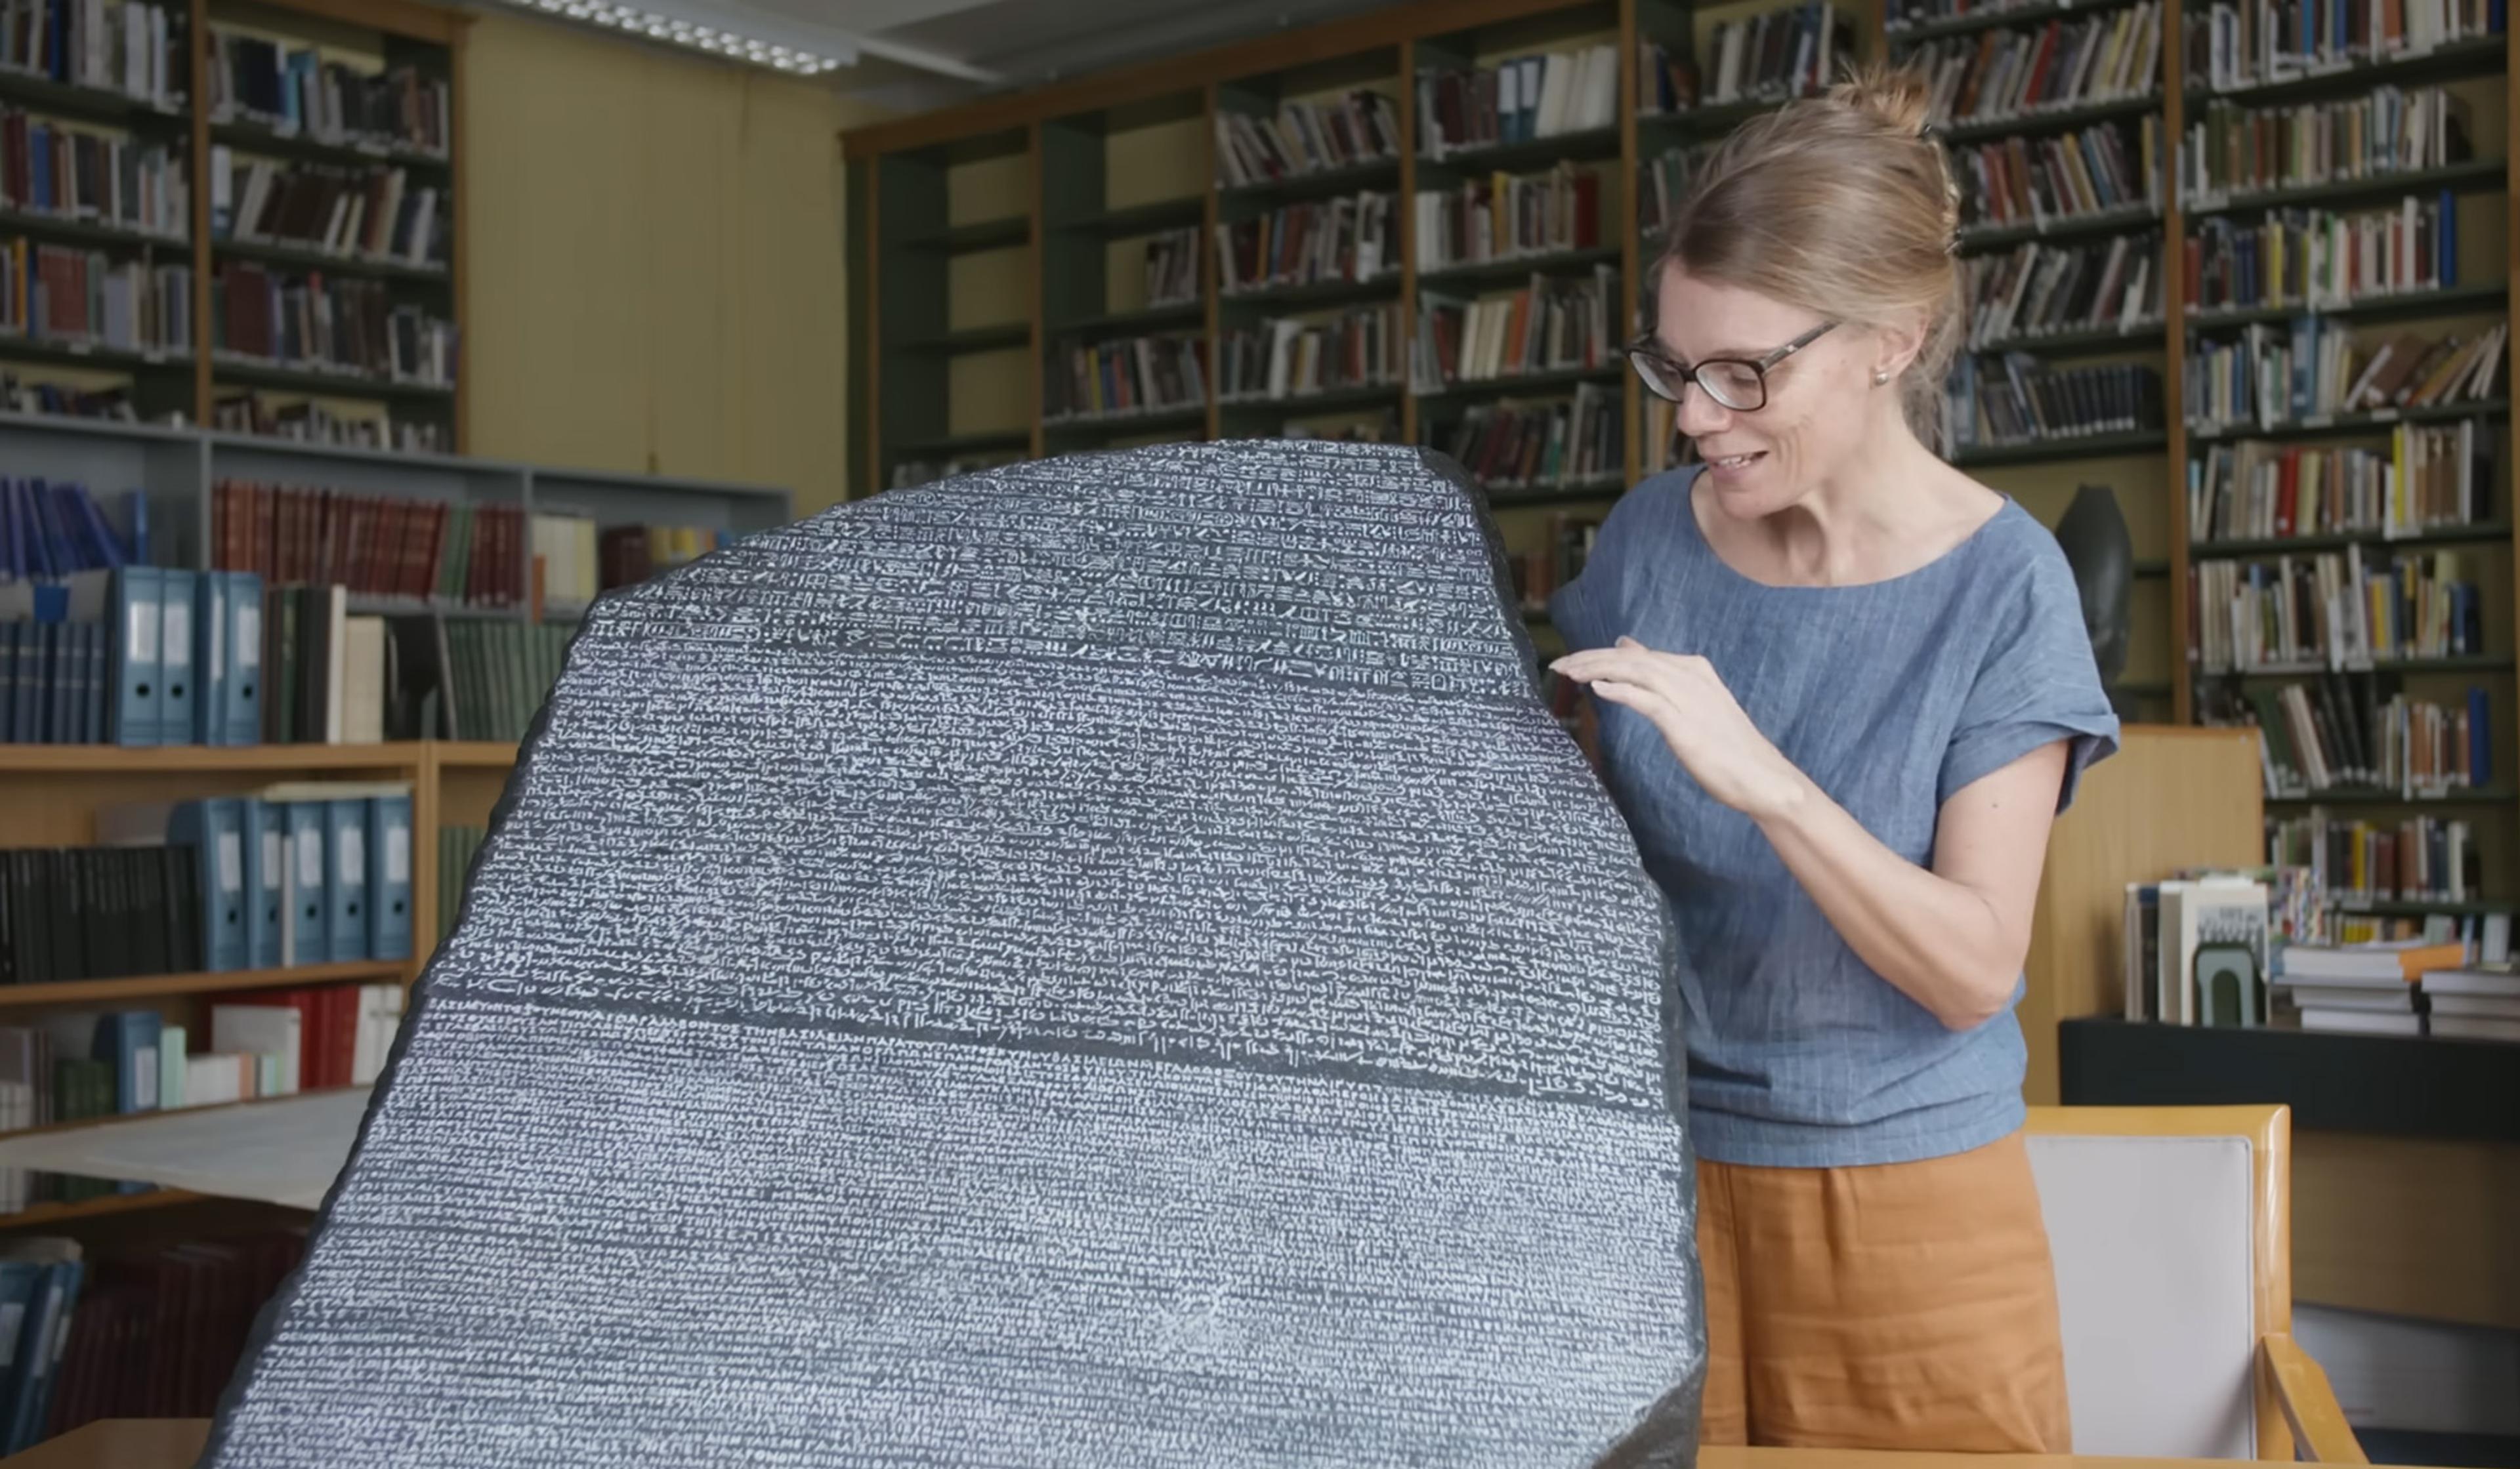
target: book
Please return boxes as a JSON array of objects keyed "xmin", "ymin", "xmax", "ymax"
[{"xmin": 2278, "ymin": 936, "xmax": 2466, "ymax": 982}]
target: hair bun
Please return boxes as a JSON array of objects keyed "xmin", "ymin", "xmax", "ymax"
[{"xmin": 1829, "ymin": 61, "xmax": 1936, "ymax": 139}]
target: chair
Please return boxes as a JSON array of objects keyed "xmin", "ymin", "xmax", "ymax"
[{"xmin": 2025, "ymin": 1104, "xmax": 2362, "ymax": 1462}]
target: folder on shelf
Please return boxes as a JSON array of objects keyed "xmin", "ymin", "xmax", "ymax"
[
  {"xmin": 325, "ymin": 797, "xmax": 368, "ymax": 963},
  {"xmin": 107, "ymin": 564, "xmax": 163, "ymax": 747},
  {"xmin": 247, "ymin": 799, "xmax": 285, "ymax": 970},
  {"xmin": 90, "ymin": 1011, "xmax": 161, "ymax": 1114},
  {"xmin": 194, "ymin": 569, "xmax": 227, "ymax": 744},
  {"xmin": 283, "ymin": 800, "xmax": 328, "ymax": 968},
  {"xmin": 159, "ymin": 568, "xmax": 196, "ymax": 747},
  {"xmin": 224, "ymin": 570, "xmax": 263, "ymax": 747},
  {"xmin": 368, "ymin": 793, "xmax": 412, "ymax": 962}
]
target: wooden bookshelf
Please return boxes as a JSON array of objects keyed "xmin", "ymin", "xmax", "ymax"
[
  {"xmin": 847, "ymin": 0, "xmax": 2520, "ymax": 935},
  {"xmin": 0, "ymin": 961, "xmax": 408, "ymax": 1009},
  {"xmin": 0, "ymin": 0, "xmax": 466, "ymax": 450}
]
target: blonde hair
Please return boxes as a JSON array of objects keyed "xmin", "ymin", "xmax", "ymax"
[{"xmin": 1654, "ymin": 63, "xmax": 1964, "ymax": 451}]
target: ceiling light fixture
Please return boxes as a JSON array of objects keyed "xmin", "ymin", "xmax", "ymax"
[{"xmin": 518, "ymin": 0, "xmax": 850, "ymax": 75}]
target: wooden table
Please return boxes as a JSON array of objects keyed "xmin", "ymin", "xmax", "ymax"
[{"xmin": 0, "ymin": 1422, "xmax": 2395, "ymax": 1468}]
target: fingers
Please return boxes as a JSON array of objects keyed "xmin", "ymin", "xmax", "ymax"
[{"xmin": 1551, "ymin": 646, "xmax": 1713, "ymax": 693}]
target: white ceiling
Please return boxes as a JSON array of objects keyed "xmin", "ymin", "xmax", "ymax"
[{"xmin": 726, "ymin": 0, "xmax": 1402, "ymax": 111}]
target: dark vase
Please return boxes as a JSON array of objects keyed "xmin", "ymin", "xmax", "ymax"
[{"xmin": 2052, "ymin": 483, "xmax": 2134, "ymax": 717}]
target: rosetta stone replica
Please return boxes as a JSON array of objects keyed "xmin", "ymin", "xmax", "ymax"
[{"xmin": 199, "ymin": 439, "xmax": 1706, "ymax": 1468}]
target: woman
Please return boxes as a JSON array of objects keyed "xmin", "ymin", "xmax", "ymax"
[{"xmin": 1545, "ymin": 66, "xmax": 2119, "ymax": 1451}]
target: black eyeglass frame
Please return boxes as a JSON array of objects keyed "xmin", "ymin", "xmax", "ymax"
[{"xmin": 1626, "ymin": 319, "xmax": 1839, "ymax": 411}]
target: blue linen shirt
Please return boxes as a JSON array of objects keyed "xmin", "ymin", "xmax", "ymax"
[{"xmin": 1548, "ymin": 465, "xmax": 2121, "ymax": 1168}]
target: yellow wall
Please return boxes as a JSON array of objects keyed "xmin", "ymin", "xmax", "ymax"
[{"xmin": 459, "ymin": 12, "xmax": 885, "ymax": 515}]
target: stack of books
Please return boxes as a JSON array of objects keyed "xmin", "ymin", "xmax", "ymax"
[
  {"xmin": 2418, "ymin": 964, "xmax": 2520, "ymax": 1041},
  {"xmin": 2272, "ymin": 935, "xmax": 2463, "ymax": 1034}
]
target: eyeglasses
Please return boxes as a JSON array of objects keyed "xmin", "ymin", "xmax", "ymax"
[{"xmin": 1627, "ymin": 320, "xmax": 1838, "ymax": 412}]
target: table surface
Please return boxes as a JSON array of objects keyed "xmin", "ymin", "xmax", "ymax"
[{"xmin": 0, "ymin": 1422, "xmax": 2398, "ymax": 1468}]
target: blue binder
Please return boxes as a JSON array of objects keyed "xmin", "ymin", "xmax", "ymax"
[
  {"xmin": 325, "ymin": 797, "xmax": 369, "ymax": 962},
  {"xmin": 224, "ymin": 571, "xmax": 262, "ymax": 746},
  {"xmin": 368, "ymin": 793, "xmax": 413, "ymax": 962},
  {"xmin": 284, "ymin": 801, "xmax": 328, "ymax": 967},
  {"xmin": 246, "ymin": 800, "xmax": 285, "ymax": 970},
  {"xmin": 167, "ymin": 798, "xmax": 249, "ymax": 972},
  {"xmin": 90, "ymin": 1011, "xmax": 163, "ymax": 1113},
  {"xmin": 158, "ymin": 568, "xmax": 196, "ymax": 747},
  {"xmin": 107, "ymin": 565, "xmax": 163, "ymax": 747},
  {"xmin": 194, "ymin": 572, "xmax": 226, "ymax": 744}
]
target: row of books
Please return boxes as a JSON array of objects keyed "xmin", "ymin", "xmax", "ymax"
[
  {"xmin": 0, "ymin": 991, "xmax": 400, "ymax": 1195},
  {"xmin": 2277, "ymin": 942, "xmax": 2518, "ymax": 1039},
  {"xmin": 2210, "ymin": 674, "xmax": 2490, "ymax": 794},
  {"xmin": 1955, "ymin": 117, "xmax": 2163, "ymax": 233},
  {"xmin": 0, "ymin": 365, "xmax": 136, "ymax": 420},
  {"xmin": 6, "ymin": 569, "xmax": 564, "ymax": 746},
  {"xmin": 2269, "ymin": 810, "xmax": 2482, "ymax": 911},
  {"xmin": 1043, "ymin": 332, "xmax": 1205, "ymax": 423},
  {"xmin": 2181, "ymin": 0, "xmax": 2504, "ymax": 96},
  {"xmin": 2177, "ymin": 85, "xmax": 2472, "ymax": 205},
  {"xmin": 207, "ymin": 31, "xmax": 449, "ymax": 160},
  {"xmin": 1906, "ymin": 3, "xmax": 2163, "ymax": 131},
  {"xmin": 1670, "ymin": 3, "xmax": 1855, "ymax": 112},
  {"xmin": 0, "ymin": 845, "xmax": 200, "ymax": 981},
  {"xmin": 1, "ymin": 566, "xmax": 264, "ymax": 746},
  {"xmin": 1214, "ymin": 194, "xmax": 1393, "ymax": 295},
  {"xmin": 1138, "ymin": 226, "xmax": 1195, "ymax": 311},
  {"xmin": 1636, "ymin": 142, "xmax": 1719, "ymax": 242},
  {"xmin": 1433, "ymin": 385, "xmax": 1620, "ymax": 493},
  {"xmin": 2121, "ymin": 874, "xmax": 2277, "ymax": 1026},
  {"xmin": 207, "ymin": 151, "xmax": 448, "ymax": 270},
  {"xmin": 1889, "ymin": 0, "xmax": 2065, "ymax": 31},
  {"xmin": 5, "ymin": 785, "xmax": 413, "ymax": 978},
  {"xmin": 2186, "ymin": 419, "xmax": 2492, "ymax": 541},
  {"xmin": 1416, "ymin": 45, "xmax": 1619, "ymax": 159},
  {"xmin": 0, "ymin": 241, "xmax": 188, "ymax": 355},
  {"xmin": 213, "ymin": 480, "xmax": 523, "ymax": 610},
  {"xmin": 576, "ymin": 520, "xmax": 726, "ymax": 611},
  {"xmin": 1962, "ymin": 232, "xmax": 2162, "ymax": 349},
  {"xmin": 0, "ymin": 0, "xmax": 179, "ymax": 107},
  {"xmin": 2184, "ymin": 321, "xmax": 2504, "ymax": 432},
  {"xmin": 1414, "ymin": 162, "xmax": 1603, "ymax": 271},
  {"xmin": 1507, "ymin": 510, "xmax": 1599, "ymax": 616},
  {"xmin": 2185, "ymin": 191, "xmax": 2460, "ymax": 314},
  {"xmin": 211, "ymin": 262, "xmax": 457, "ymax": 388},
  {"xmin": 1217, "ymin": 308, "xmax": 1402, "ymax": 403},
  {"xmin": 2190, "ymin": 547, "xmax": 2483, "ymax": 671},
  {"xmin": 1415, "ymin": 265, "xmax": 1617, "ymax": 388},
  {"xmin": 209, "ymin": 391, "xmax": 447, "ymax": 453},
  {"xmin": 1211, "ymin": 92, "xmax": 1399, "ymax": 190},
  {"xmin": 0, "ymin": 476, "xmax": 137, "ymax": 577},
  {"xmin": 0, "ymin": 112, "xmax": 186, "ymax": 239},
  {"xmin": 45, "ymin": 1230, "xmax": 305, "ymax": 1435},
  {"xmin": 436, "ymin": 823, "xmax": 480, "ymax": 945},
  {"xmin": 1943, "ymin": 356, "xmax": 2164, "ymax": 449},
  {"xmin": 2331, "ymin": 905, "xmax": 2507, "ymax": 951}
]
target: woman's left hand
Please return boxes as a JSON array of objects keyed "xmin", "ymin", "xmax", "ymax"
[{"xmin": 1550, "ymin": 637, "xmax": 1812, "ymax": 821}]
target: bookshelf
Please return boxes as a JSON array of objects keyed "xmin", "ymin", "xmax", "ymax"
[
  {"xmin": 0, "ymin": 0, "xmax": 465, "ymax": 452},
  {"xmin": 846, "ymin": 0, "xmax": 2519, "ymax": 943}
]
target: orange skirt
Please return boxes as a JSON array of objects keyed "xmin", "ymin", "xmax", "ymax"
[{"xmin": 1695, "ymin": 1130, "xmax": 2072, "ymax": 1451}]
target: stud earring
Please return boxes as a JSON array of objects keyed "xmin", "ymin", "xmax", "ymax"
[{"xmin": 1873, "ymin": 367, "xmax": 1891, "ymax": 385}]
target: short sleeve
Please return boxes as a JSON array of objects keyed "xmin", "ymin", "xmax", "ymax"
[{"xmin": 1939, "ymin": 549, "xmax": 2122, "ymax": 814}]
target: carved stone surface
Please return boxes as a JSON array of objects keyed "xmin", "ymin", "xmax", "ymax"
[{"xmin": 200, "ymin": 439, "xmax": 1706, "ymax": 1467}]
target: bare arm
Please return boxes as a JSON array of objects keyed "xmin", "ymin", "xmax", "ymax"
[
  {"xmin": 1549, "ymin": 638, "xmax": 2067, "ymax": 1031},
  {"xmin": 1751, "ymin": 742, "xmax": 2067, "ymax": 1030}
]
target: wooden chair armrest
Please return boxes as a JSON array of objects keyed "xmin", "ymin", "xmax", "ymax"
[{"xmin": 2262, "ymin": 1331, "xmax": 2367, "ymax": 1464}]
